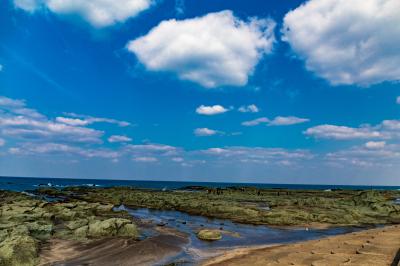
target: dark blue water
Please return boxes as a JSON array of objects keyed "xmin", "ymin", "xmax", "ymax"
[{"xmin": 1, "ymin": 176, "xmax": 400, "ymax": 192}]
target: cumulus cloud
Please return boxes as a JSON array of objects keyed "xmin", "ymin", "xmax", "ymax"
[
  {"xmin": 14, "ymin": 0, "xmax": 153, "ymax": 27},
  {"xmin": 397, "ymin": 96, "xmax": 400, "ymax": 105},
  {"xmin": 108, "ymin": 135, "xmax": 132, "ymax": 143},
  {"xmin": 242, "ymin": 116, "xmax": 309, "ymax": 127},
  {"xmin": 282, "ymin": 0, "xmax": 400, "ymax": 86},
  {"xmin": 268, "ymin": 116, "xmax": 309, "ymax": 126},
  {"xmin": 128, "ymin": 10, "xmax": 275, "ymax": 88},
  {"xmin": 195, "ymin": 105, "xmax": 228, "ymax": 115},
  {"xmin": 0, "ymin": 138, "xmax": 5, "ymax": 147},
  {"xmin": 194, "ymin": 128, "xmax": 221, "ymax": 137},
  {"xmin": 238, "ymin": 104, "xmax": 259, "ymax": 113}
]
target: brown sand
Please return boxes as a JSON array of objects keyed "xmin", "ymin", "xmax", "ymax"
[
  {"xmin": 203, "ymin": 225, "xmax": 400, "ymax": 266},
  {"xmin": 39, "ymin": 231, "xmax": 188, "ymax": 266}
]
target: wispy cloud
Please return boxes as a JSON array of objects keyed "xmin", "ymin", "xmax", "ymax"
[
  {"xmin": 242, "ymin": 117, "xmax": 269, "ymax": 126},
  {"xmin": 238, "ymin": 104, "xmax": 259, "ymax": 113},
  {"xmin": 305, "ymin": 120, "xmax": 400, "ymax": 140},
  {"xmin": 268, "ymin": 116, "xmax": 309, "ymax": 126},
  {"xmin": 61, "ymin": 113, "xmax": 130, "ymax": 127},
  {"xmin": 108, "ymin": 135, "xmax": 132, "ymax": 143},
  {"xmin": 194, "ymin": 128, "xmax": 223, "ymax": 137},
  {"xmin": 133, "ymin": 156, "xmax": 158, "ymax": 162},
  {"xmin": 242, "ymin": 116, "xmax": 308, "ymax": 127}
]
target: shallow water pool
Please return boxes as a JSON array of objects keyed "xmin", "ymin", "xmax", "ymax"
[{"xmin": 116, "ymin": 205, "xmax": 360, "ymax": 265}]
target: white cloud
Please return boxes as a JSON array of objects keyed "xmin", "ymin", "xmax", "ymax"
[
  {"xmin": 0, "ymin": 96, "xmax": 105, "ymax": 143},
  {"xmin": 326, "ymin": 143, "xmax": 400, "ymax": 168},
  {"xmin": 61, "ymin": 113, "xmax": 130, "ymax": 127},
  {"xmin": 242, "ymin": 116, "xmax": 308, "ymax": 127},
  {"xmin": 282, "ymin": 0, "xmax": 400, "ymax": 86},
  {"xmin": 128, "ymin": 10, "xmax": 275, "ymax": 88},
  {"xmin": 10, "ymin": 142, "xmax": 120, "ymax": 159},
  {"xmin": 304, "ymin": 124, "xmax": 382, "ymax": 140},
  {"xmin": 382, "ymin": 120, "xmax": 400, "ymax": 130},
  {"xmin": 55, "ymin": 117, "xmax": 89, "ymax": 126},
  {"xmin": 365, "ymin": 141, "xmax": 386, "ymax": 149},
  {"xmin": 125, "ymin": 143, "xmax": 177, "ymax": 153},
  {"xmin": 194, "ymin": 128, "xmax": 221, "ymax": 137},
  {"xmin": 133, "ymin": 156, "xmax": 158, "ymax": 162},
  {"xmin": 196, "ymin": 105, "xmax": 228, "ymax": 115},
  {"xmin": 268, "ymin": 116, "xmax": 309, "ymax": 126},
  {"xmin": 0, "ymin": 138, "xmax": 5, "ymax": 147},
  {"xmin": 238, "ymin": 104, "xmax": 259, "ymax": 113},
  {"xmin": 201, "ymin": 146, "xmax": 313, "ymax": 166},
  {"xmin": 306, "ymin": 119, "xmax": 400, "ymax": 141},
  {"xmin": 241, "ymin": 117, "xmax": 269, "ymax": 127},
  {"xmin": 0, "ymin": 96, "xmax": 25, "ymax": 108},
  {"xmin": 0, "ymin": 96, "xmax": 130, "ymax": 145},
  {"xmin": 108, "ymin": 135, "xmax": 132, "ymax": 143},
  {"xmin": 397, "ymin": 96, "xmax": 400, "ymax": 104},
  {"xmin": 14, "ymin": 0, "xmax": 153, "ymax": 27}
]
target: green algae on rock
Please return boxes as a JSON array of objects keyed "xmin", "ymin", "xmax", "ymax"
[
  {"xmin": 36, "ymin": 186, "xmax": 400, "ymax": 227},
  {"xmin": 0, "ymin": 190, "xmax": 139, "ymax": 266},
  {"xmin": 197, "ymin": 229, "xmax": 222, "ymax": 241}
]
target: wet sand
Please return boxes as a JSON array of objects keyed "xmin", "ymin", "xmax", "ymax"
[
  {"xmin": 39, "ymin": 230, "xmax": 188, "ymax": 266},
  {"xmin": 203, "ymin": 225, "xmax": 400, "ymax": 266}
]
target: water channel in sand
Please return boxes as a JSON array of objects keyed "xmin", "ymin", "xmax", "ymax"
[{"xmin": 115, "ymin": 205, "xmax": 361, "ymax": 265}]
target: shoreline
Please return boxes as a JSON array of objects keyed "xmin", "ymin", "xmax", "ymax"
[
  {"xmin": 2, "ymin": 186, "xmax": 400, "ymax": 265},
  {"xmin": 201, "ymin": 225, "xmax": 400, "ymax": 266}
]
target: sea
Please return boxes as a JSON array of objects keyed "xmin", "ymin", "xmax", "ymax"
[{"xmin": 1, "ymin": 176, "xmax": 399, "ymax": 192}]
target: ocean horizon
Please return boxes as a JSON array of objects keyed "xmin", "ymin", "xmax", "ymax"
[{"xmin": 1, "ymin": 175, "xmax": 399, "ymax": 192}]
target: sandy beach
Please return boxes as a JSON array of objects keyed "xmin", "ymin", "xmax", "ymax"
[
  {"xmin": 39, "ymin": 232, "xmax": 188, "ymax": 266},
  {"xmin": 203, "ymin": 225, "xmax": 400, "ymax": 266}
]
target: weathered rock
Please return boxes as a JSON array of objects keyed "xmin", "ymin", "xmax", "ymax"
[
  {"xmin": 118, "ymin": 223, "xmax": 138, "ymax": 237},
  {"xmin": 197, "ymin": 229, "xmax": 222, "ymax": 241},
  {"xmin": 87, "ymin": 218, "xmax": 137, "ymax": 238},
  {"xmin": 65, "ymin": 218, "xmax": 89, "ymax": 230},
  {"xmin": 0, "ymin": 235, "xmax": 38, "ymax": 266}
]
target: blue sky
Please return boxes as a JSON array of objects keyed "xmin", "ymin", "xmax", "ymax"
[{"xmin": 0, "ymin": 0, "xmax": 399, "ymax": 185}]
